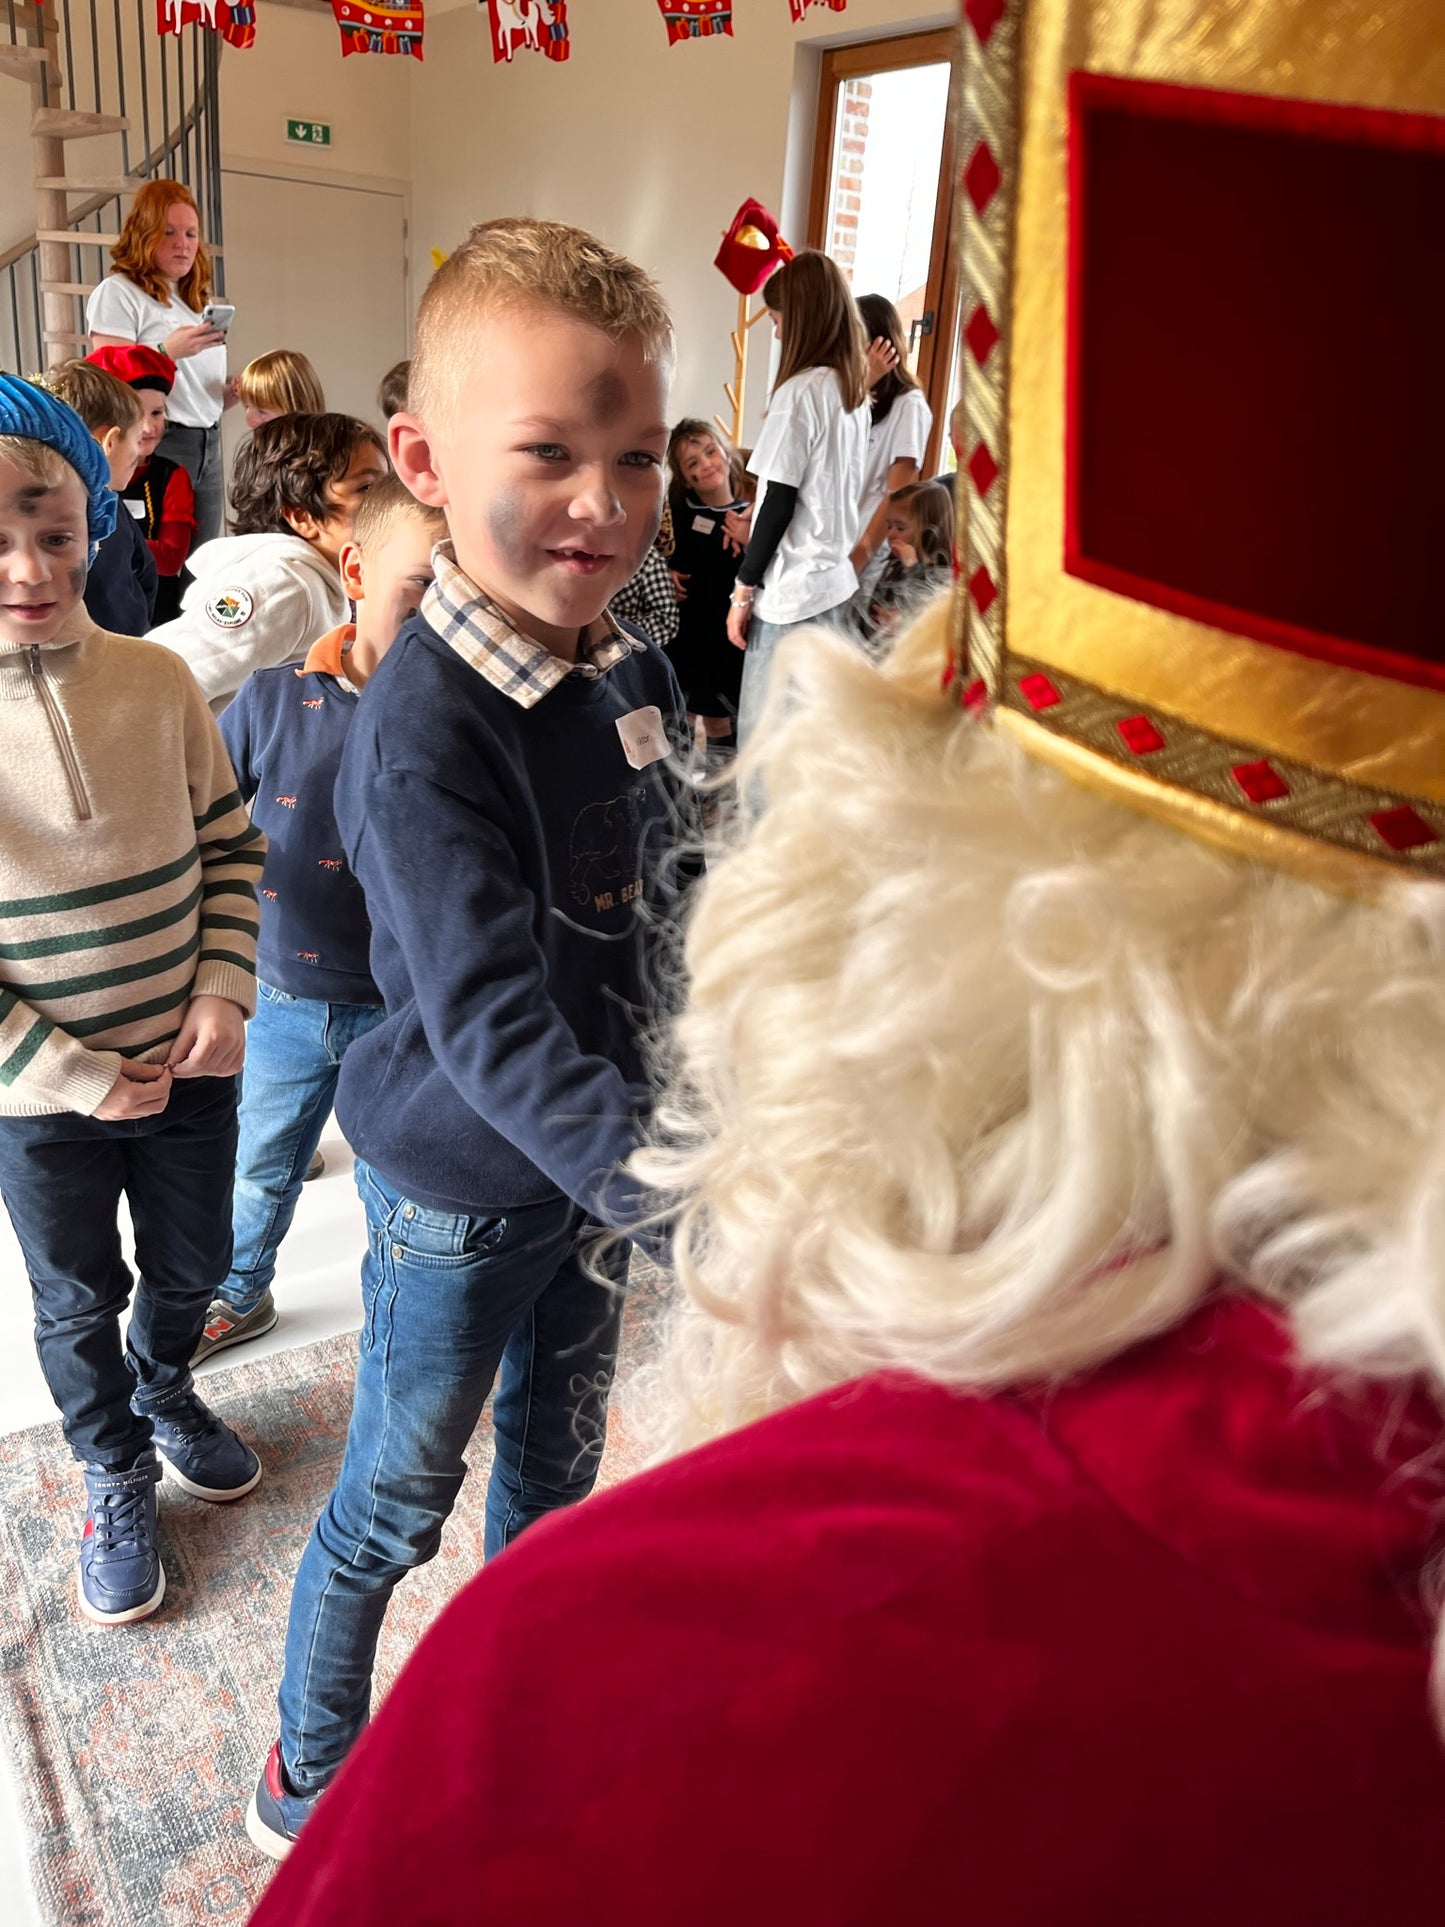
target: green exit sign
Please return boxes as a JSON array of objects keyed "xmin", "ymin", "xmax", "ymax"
[{"xmin": 286, "ymin": 118, "xmax": 332, "ymax": 148}]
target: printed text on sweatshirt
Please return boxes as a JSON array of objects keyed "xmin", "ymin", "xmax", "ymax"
[{"xmin": 0, "ymin": 612, "xmax": 265, "ymax": 1116}]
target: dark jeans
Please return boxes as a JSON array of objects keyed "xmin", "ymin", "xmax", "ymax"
[
  {"xmin": 0, "ymin": 1077, "xmax": 239, "ymax": 1469},
  {"xmin": 277, "ymin": 1159, "xmax": 627, "ymax": 1792},
  {"xmin": 156, "ymin": 419, "xmax": 224, "ymax": 548}
]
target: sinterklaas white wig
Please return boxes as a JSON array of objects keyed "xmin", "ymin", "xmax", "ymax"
[{"xmin": 633, "ymin": 602, "xmax": 1445, "ymax": 1495}]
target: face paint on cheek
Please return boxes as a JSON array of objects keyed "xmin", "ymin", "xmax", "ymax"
[
  {"xmin": 486, "ymin": 489, "xmax": 532, "ymax": 572},
  {"xmin": 69, "ymin": 565, "xmax": 87, "ymax": 596}
]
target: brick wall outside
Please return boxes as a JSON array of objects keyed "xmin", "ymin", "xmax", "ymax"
[{"xmin": 828, "ymin": 77, "xmax": 871, "ymax": 280}]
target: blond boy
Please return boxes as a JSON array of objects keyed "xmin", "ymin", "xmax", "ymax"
[{"xmin": 248, "ymin": 219, "xmax": 687, "ymax": 1856}]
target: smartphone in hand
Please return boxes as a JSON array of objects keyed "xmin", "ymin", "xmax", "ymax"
[{"xmin": 201, "ymin": 302, "xmax": 235, "ymax": 333}]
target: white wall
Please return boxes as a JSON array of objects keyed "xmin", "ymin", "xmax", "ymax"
[
  {"xmin": 220, "ymin": 6, "xmax": 413, "ymax": 183},
  {"xmin": 408, "ymin": 0, "xmax": 949, "ymax": 445}
]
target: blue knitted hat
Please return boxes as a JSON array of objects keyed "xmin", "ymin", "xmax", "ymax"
[{"xmin": 0, "ymin": 371, "xmax": 117, "ymax": 563}]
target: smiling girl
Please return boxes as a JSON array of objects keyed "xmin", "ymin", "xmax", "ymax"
[{"xmin": 665, "ymin": 418, "xmax": 751, "ymax": 742}]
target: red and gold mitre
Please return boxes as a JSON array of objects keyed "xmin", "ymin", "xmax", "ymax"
[
  {"xmin": 714, "ymin": 200, "xmax": 794, "ymax": 296},
  {"xmin": 955, "ymin": 0, "xmax": 1445, "ymax": 894}
]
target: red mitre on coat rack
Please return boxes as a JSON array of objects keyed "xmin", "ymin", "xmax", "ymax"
[
  {"xmin": 713, "ymin": 199, "xmax": 794, "ymax": 295},
  {"xmin": 712, "ymin": 200, "xmax": 793, "ymax": 446}
]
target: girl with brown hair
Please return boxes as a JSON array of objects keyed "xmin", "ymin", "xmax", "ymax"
[
  {"xmin": 851, "ymin": 292, "xmax": 934, "ymax": 593},
  {"xmin": 87, "ymin": 180, "xmax": 234, "ymax": 546},
  {"xmin": 726, "ymin": 249, "xmax": 870, "ymax": 745}
]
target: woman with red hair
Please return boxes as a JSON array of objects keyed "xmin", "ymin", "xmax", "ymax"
[{"xmin": 87, "ymin": 179, "xmax": 233, "ymax": 545}]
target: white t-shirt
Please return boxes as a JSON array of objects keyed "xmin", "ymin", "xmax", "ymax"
[
  {"xmin": 857, "ymin": 385, "xmax": 933, "ymax": 592},
  {"xmin": 747, "ymin": 365, "xmax": 870, "ymax": 625},
  {"xmin": 86, "ymin": 274, "xmax": 226, "ymax": 429}
]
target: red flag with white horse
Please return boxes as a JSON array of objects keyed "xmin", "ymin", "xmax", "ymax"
[{"xmin": 486, "ymin": 0, "xmax": 569, "ymax": 63}]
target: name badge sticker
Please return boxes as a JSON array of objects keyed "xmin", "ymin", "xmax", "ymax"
[
  {"xmin": 692, "ymin": 513, "xmax": 716, "ymax": 535},
  {"xmin": 616, "ymin": 705, "xmax": 668, "ymax": 771},
  {"xmin": 125, "ymin": 497, "xmax": 147, "ymax": 519}
]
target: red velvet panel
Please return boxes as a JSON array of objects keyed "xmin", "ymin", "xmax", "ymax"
[{"xmin": 1065, "ymin": 73, "xmax": 1445, "ymax": 690}]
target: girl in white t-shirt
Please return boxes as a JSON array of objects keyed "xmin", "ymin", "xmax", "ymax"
[
  {"xmin": 851, "ymin": 293, "xmax": 934, "ymax": 596},
  {"xmin": 87, "ymin": 180, "xmax": 233, "ymax": 546},
  {"xmin": 728, "ymin": 251, "xmax": 871, "ymax": 747}
]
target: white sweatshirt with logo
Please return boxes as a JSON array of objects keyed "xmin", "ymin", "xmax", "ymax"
[{"xmin": 147, "ymin": 533, "xmax": 349, "ymax": 714}]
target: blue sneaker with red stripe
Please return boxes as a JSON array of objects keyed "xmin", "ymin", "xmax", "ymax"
[
  {"xmin": 78, "ymin": 1452, "xmax": 165, "ymax": 1625},
  {"xmin": 246, "ymin": 1741, "xmax": 319, "ymax": 1861}
]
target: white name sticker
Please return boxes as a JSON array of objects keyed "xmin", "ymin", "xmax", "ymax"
[
  {"xmin": 692, "ymin": 513, "xmax": 716, "ymax": 535},
  {"xmin": 125, "ymin": 497, "xmax": 146, "ymax": 519},
  {"xmin": 616, "ymin": 705, "xmax": 668, "ymax": 771}
]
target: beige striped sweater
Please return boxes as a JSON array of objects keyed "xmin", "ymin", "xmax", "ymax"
[{"xmin": 0, "ymin": 610, "xmax": 265, "ymax": 1117}]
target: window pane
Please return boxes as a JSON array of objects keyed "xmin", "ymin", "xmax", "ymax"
[{"xmin": 822, "ymin": 61, "xmax": 952, "ymax": 372}]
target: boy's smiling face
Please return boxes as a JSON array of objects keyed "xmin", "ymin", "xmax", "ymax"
[
  {"xmin": 393, "ymin": 304, "xmax": 671, "ymax": 656},
  {"xmin": 0, "ymin": 455, "xmax": 89, "ymax": 649}
]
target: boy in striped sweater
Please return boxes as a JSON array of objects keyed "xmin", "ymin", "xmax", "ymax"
[{"xmin": 0, "ymin": 376, "xmax": 267, "ymax": 1627}]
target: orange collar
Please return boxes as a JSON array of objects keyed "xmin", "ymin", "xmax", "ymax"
[{"xmin": 297, "ymin": 624, "xmax": 356, "ymax": 679}]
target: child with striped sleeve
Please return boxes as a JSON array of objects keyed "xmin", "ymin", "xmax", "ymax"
[{"xmin": 0, "ymin": 376, "xmax": 267, "ymax": 1627}]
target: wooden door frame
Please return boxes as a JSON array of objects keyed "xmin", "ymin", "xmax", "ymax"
[{"xmin": 806, "ymin": 26, "xmax": 962, "ymax": 476}]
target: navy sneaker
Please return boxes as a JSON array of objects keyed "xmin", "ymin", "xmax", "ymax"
[
  {"xmin": 246, "ymin": 1741, "xmax": 318, "ymax": 1861},
  {"xmin": 133, "ymin": 1386, "xmax": 262, "ymax": 1502},
  {"xmin": 79, "ymin": 1453, "xmax": 165, "ymax": 1625}
]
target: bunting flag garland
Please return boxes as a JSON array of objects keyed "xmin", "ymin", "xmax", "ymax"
[
  {"xmin": 788, "ymin": 0, "xmax": 846, "ymax": 20},
  {"xmin": 486, "ymin": 0, "xmax": 570, "ymax": 64},
  {"xmin": 332, "ymin": 0, "xmax": 424, "ymax": 58},
  {"xmin": 657, "ymin": 0, "xmax": 732, "ymax": 42},
  {"xmin": 155, "ymin": 0, "xmax": 255, "ymax": 51}
]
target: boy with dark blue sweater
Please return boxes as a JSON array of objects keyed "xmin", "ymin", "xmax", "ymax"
[
  {"xmin": 248, "ymin": 218, "xmax": 687, "ymax": 1859},
  {"xmin": 196, "ymin": 478, "xmax": 445, "ymax": 1362}
]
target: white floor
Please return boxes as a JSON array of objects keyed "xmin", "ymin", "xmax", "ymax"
[{"xmin": 0, "ymin": 1122, "xmax": 369, "ymax": 1926}]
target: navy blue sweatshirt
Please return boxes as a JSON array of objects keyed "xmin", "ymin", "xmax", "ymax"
[
  {"xmin": 85, "ymin": 501, "xmax": 156, "ymax": 637},
  {"xmin": 219, "ymin": 627, "xmax": 380, "ymax": 1005},
  {"xmin": 333, "ymin": 614, "xmax": 689, "ymax": 1221}
]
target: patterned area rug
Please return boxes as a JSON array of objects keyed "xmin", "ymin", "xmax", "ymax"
[{"xmin": 0, "ymin": 1271, "xmax": 662, "ymax": 1927}]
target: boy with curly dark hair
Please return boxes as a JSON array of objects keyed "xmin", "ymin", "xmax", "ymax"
[{"xmin": 148, "ymin": 412, "xmax": 387, "ymax": 712}]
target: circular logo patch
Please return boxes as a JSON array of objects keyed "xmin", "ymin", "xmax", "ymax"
[{"xmin": 206, "ymin": 587, "xmax": 254, "ymax": 630}]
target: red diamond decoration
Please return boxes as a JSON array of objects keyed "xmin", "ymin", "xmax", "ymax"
[
  {"xmin": 962, "ymin": 677, "xmax": 987, "ymax": 713},
  {"xmin": 964, "ymin": 141, "xmax": 1002, "ymax": 215},
  {"xmin": 1116, "ymin": 714, "xmax": 1165, "ymax": 756},
  {"xmin": 1231, "ymin": 760, "xmax": 1290, "ymax": 804},
  {"xmin": 968, "ymin": 565, "xmax": 997, "ymax": 615},
  {"xmin": 1369, "ymin": 805, "xmax": 1439, "ymax": 852},
  {"xmin": 964, "ymin": 304, "xmax": 999, "ymax": 367},
  {"xmin": 1018, "ymin": 672, "xmax": 1060, "ymax": 712},
  {"xmin": 965, "ymin": 0, "xmax": 1007, "ymax": 44},
  {"xmin": 967, "ymin": 441, "xmax": 999, "ymax": 497}
]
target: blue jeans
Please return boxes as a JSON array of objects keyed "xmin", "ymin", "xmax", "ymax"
[
  {"xmin": 736, "ymin": 599, "xmax": 853, "ymax": 747},
  {"xmin": 221, "ymin": 983, "xmax": 384, "ymax": 1313},
  {"xmin": 277, "ymin": 1159, "xmax": 628, "ymax": 1792},
  {"xmin": 0, "ymin": 1078, "xmax": 238, "ymax": 1469}
]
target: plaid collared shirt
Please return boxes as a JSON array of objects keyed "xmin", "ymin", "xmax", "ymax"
[{"xmin": 421, "ymin": 543, "xmax": 640, "ymax": 709}]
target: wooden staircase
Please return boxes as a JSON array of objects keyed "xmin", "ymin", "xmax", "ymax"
[{"xmin": 1, "ymin": 0, "xmax": 223, "ymax": 371}]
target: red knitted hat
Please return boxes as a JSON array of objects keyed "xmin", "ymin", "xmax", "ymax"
[{"xmin": 85, "ymin": 343, "xmax": 176, "ymax": 394}]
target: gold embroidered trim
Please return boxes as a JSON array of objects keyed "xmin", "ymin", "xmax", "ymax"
[{"xmin": 1001, "ymin": 656, "xmax": 1445, "ymax": 876}]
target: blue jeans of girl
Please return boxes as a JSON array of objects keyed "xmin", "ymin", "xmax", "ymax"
[{"xmin": 219, "ymin": 982, "xmax": 384, "ymax": 1314}]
